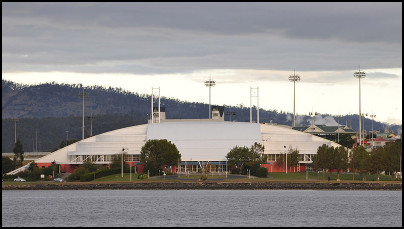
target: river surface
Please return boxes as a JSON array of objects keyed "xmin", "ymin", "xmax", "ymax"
[{"xmin": 2, "ymin": 190, "xmax": 402, "ymax": 227}]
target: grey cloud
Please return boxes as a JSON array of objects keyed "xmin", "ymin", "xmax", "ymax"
[{"xmin": 2, "ymin": 2, "xmax": 402, "ymax": 75}]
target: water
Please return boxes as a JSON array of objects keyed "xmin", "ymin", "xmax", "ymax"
[{"xmin": 2, "ymin": 190, "xmax": 402, "ymax": 227}]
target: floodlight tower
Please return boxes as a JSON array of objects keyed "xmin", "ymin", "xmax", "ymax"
[
  {"xmin": 79, "ymin": 88, "xmax": 88, "ymax": 140},
  {"xmin": 354, "ymin": 66, "xmax": 365, "ymax": 146},
  {"xmin": 204, "ymin": 77, "xmax": 216, "ymax": 119},
  {"xmin": 151, "ymin": 87, "xmax": 161, "ymax": 123},
  {"xmin": 288, "ymin": 70, "xmax": 301, "ymax": 127},
  {"xmin": 250, "ymin": 87, "xmax": 259, "ymax": 123}
]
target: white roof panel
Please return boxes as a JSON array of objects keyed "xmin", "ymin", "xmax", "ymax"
[{"xmin": 147, "ymin": 121, "xmax": 262, "ymax": 161}]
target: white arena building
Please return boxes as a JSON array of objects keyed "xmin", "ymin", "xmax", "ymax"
[{"xmin": 33, "ymin": 107, "xmax": 342, "ymax": 173}]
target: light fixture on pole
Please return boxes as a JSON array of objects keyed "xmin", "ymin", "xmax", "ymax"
[
  {"xmin": 309, "ymin": 112, "xmax": 319, "ymax": 126},
  {"xmin": 289, "ymin": 70, "xmax": 301, "ymax": 127},
  {"xmin": 204, "ymin": 77, "xmax": 215, "ymax": 119},
  {"xmin": 121, "ymin": 148, "xmax": 128, "ymax": 178},
  {"xmin": 354, "ymin": 66, "xmax": 365, "ymax": 146},
  {"xmin": 79, "ymin": 88, "xmax": 89, "ymax": 140}
]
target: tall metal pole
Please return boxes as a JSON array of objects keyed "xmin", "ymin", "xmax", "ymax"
[
  {"xmin": 257, "ymin": 87, "xmax": 259, "ymax": 123},
  {"xmin": 88, "ymin": 115, "xmax": 95, "ymax": 136},
  {"xmin": 205, "ymin": 78, "xmax": 215, "ymax": 119},
  {"xmin": 13, "ymin": 118, "xmax": 19, "ymax": 143},
  {"xmin": 354, "ymin": 67, "xmax": 365, "ymax": 147},
  {"xmin": 250, "ymin": 87, "xmax": 252, "ymax": 123},
  {"xmin": 151, "ymin": 87, "xmax": 153, "ymax": 124},
  {"xmin": 79, "ymin": 88, "xmax": 88, "ymax": 140},
  {"xmin": 121, "ymin": 148, "xmax": 125, "ymax": 178},
  {"xmin": 250, "ymin": 87, "xmax": 259, "ymax": 123},
  {"xmin": 285, "ymin": 147, "xmax": 288, "ymax": 174},
  {"xmin": 289, "ymin": 70, "xmax": 301, "ymax": 127}
]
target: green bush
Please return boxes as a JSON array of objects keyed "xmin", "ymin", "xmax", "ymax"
[
  {"xmin": 231, "ymin": 168, "xmax": 240, "ymax": 174},
  {"xmin": 137, "ymin": 173, "xmax": 148, "ymax": 179},
  {"xmin": 254, "ymin": 167, "xmax": 268, "ymax": 178},
  {"xmin": 80, "ymin": 167, "xmax": 115, "ymax": 182}
]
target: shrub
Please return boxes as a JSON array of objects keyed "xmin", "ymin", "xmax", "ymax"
[
  {"xmin": 231, "ymin": 167, "xmax": 240, "ymax": 174},
  {"xmin": 138, "ymin": 173, "xmax": 148, "ymax": 179},
  {"xmin": 254, "ymin": 167, "xmax": 268, "ymax": 178}
]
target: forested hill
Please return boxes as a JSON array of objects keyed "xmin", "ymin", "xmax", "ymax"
[
  {"xmin": 2, "ymin": 79, "xmax": 284, "ymax": 121},
  {"xmin": 2, "ymin": 79, "xmax": 401, "ymax": 153}
]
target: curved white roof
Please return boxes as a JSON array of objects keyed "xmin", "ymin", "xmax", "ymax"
[
  {"xmin": 147, "ymin": 121, "xmax": 261, "ymax": 161},
  {"xmin": 35, "ymin": 121, "xmax": 342, "ymax": 164}
]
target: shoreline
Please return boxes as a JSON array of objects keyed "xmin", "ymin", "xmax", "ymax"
[{"xmin": 2, "ymin": 181, "xmax": 402, "ymax": 190}]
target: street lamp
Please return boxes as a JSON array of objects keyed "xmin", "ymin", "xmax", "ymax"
[
  {"xmin": 289, "ymin": 70, "xmax": 301, "ymax": 127},
  {"xmin": 284, "ymin": 145, "xmax": 287, "ymax": 174},
  {"xmin": 121, "ymin": 148, "xmax": 128, "ymax": 178},
  {"xmin": 79, "ymin": 88, "xmax": 89, "ymax": 140},
  {"xmin": 204, "ymin": 78, "xmax": 216, "ymax": 119},
  {"xmin": 354, "ymin": 66, "xmax": 365, "ymax": 146}
]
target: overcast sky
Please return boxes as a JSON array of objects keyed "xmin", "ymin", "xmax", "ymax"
[{"xmin": 2, "ymin": 2, "xmax": 402, "ymax": 125}]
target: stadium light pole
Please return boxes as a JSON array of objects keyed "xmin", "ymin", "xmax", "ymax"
[
  {"xmin": 204, "ymin": 77, "xmax": 215, "ymax": 119},
  {"xmin": 87, "ymin": 115, "xmax": 95, "ymax": 137},
  {"xmin": 354, "ymin": 66, "xmax": 365, "ymax": 147},
  {"xmin": 289, "ymin": 70, "xmax": 301, "ymax": 127},
  {"xmin": 79, "ymin": 88, "xmax": 89, "ymax": 140},
  {"xmin": 13, "ymin": 118, "xmax": 19, "ymax": 143}
]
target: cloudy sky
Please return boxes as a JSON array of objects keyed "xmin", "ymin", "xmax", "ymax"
[{"xmin": 2, "ymin": 2, "xmax": 402, "ymax": 125}]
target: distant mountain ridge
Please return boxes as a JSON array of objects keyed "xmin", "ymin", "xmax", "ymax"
[{"xmin": 2, "ymin": 79, "xmax": 401, "ymax": 153}]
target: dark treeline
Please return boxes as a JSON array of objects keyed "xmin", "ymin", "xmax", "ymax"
[{"xmin": 2, "ymin": 80, "xmax": 401, "ymax": 152}]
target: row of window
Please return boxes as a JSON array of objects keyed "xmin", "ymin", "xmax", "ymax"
[{"xmin": 265, "ymin": 154, "xmax": 314, "ymax": 162}]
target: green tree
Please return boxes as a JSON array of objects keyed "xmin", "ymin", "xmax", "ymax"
[
  {"xmin": 383, "ymin": 141, "xmax": 402, "ymax": 178},
  {"xmin": 2, "ymin": 156, "xmax": 15, "ymax": 174},
  {"xmin": 349, "ymin": 146, "xmax": 370, "ymax": 179},
  {"xmin": 338, "ymin": 134, "xmax": 356, "ymax": 149},
  {"xmin": 329, "ymin": 146, "xmax": 349, "ymax": 180},
  {"xmin": 111, "ymin": 154, "xmax": 129, "ymax": 173},
  {"xmin": 13, "ymin": 138, "xmax": 24, "ymax": 168},
  {"xmin": 288, "ymin": 148, "xmax": 300, "ymax": 171},
  {"xmin": 369, "ymin": 147, "xmax": 387, "ymax": 181},
  {"xmin": 140, "ymin": 139, "xmax": 181, "ymax": 176},
  {"xmin": 226, "ymin": 143, "xmax": 266, "ymax": 175},
  {"xmin": 226, "ymin": 146, "xmax": 250, "ymax": 173},
  {"xmin": 275, "ymin": 152, "xmax": 285, "ymax": 170},
  {"xmin": 312, "ymin": 144, "xmax": 330, "ymax": 178}
]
